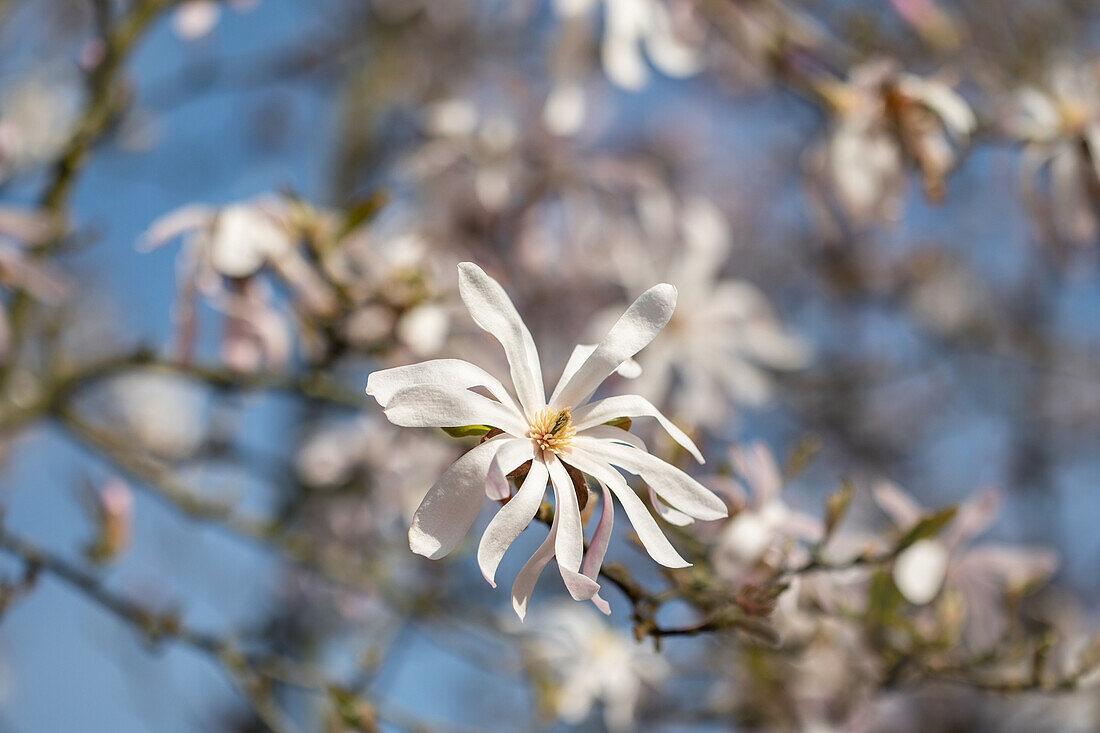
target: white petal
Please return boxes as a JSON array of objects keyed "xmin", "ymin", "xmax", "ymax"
[
  {"xmin": 511, "ymin": 515, "xmax": 557, "ymax": 621},
  {"xmin": 550, "ymin": 283, "xmax": 677, "ymax": 410},
  {"xmin": 547, "ymin": 456, "xmax": 601, "ymax": 601},
  {"xmin": 872, "ymin": 480, "xmax": 923, "ymax": 530},
  {"xmin": 572, "ymin": 394, "xmax": 703, "ymax": 463},
  {"xmin": 486, "ymin": 438, "xmax": 537, "ymax": 500},
  {"xmin": 573, "ymin": 436, "xmax": 726, "ymax": 520},
  {"xmin": 478, "ymin": 457, "xmax": 549, "ymax": 587},
  {"xmin": 382, "ymin": 384, "xmax": 527, "ymax": 436},
  {"xmin": 558, "ymin": 344, "xmax": 641, "ymax": 387},
  {"xmin": 408, "ymin": 437, "xmax": 507, "ymax": 559},
  {"xmin": 893, "ymin": 539, "xmax": 949, "ymax": 605},
  {"xmin": 649, "ymin": 486, "xmax": 694, "ymax": 526},
  {"xmin": 139, "ymin": 204, "xmax": 215, "ymax": 251},
  {"xmin": 574, "ymin": 423, "xmax": 647, "ymax": 451},
  {"xmin": 730, "ymin": 442, "xmax": 781, "ymax": 505},
  {"xmin": 567, "ymin": 450, "xmax": 689, "ymax": 568},
  {"xmin": 581, "ymin": 481, "xmax": 615, "ymax": 614},
  {"xmin": 457, "ymin": 263, "xmax": 545, "ymax": 419},
  {"xmin": 945, "ymin": 487, "xmax": 1000, "ymax": 547},
  {"xmin": 366, "ymin": 358, "xmax": 521, "ymax": 414}
]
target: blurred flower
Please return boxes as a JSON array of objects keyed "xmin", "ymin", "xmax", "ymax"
[
  {"xmin": 604, "ymin": 195, "xmax": 808, "ymax": 427},
  {"xmin": 1010, "ymin": 61, "xmax": 1100, "ymax": 248},
  {"xmin": 367, "ymin": 262, "xmax": 726, "ymax": 618},
  {"xmin": 0, "ymin": 74, "xmax": 82, "ymax": 184},
  {"xmin": 556, "ymin": 0, "xmax": 704, "ymax": 91},
  {"xmin": 141, "ymin": 196, "xmax": 338, "ymax": 368},
  {"xmin": 111, "ymin": 373, "xmax": 207, "ymax": 460},
  {"xmin": 405, "ymin": 97, "xmax": 524, "ymax": 213},
  {"xmin": 875, "ymin": 481, "xmax": 1057, "ymax": 649},
  {"xmin": 709, "ymin": 442, "xmax": 822, "ymax": 585},
  {"xmin": 333, "ymin": 229, "xmax": 456, "ymax": 360},
  {"xmin": 521, "ymin": 603, "xmax": 668, "ymax": 730},
  {"xmin": 173, "ymin": 0, "xmax": 260, "ymax": 41},
  {"xmin": 806, "ymin": 60, "xmax": 975, "ymax": 233}
]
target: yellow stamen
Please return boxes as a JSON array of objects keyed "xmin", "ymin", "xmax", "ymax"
[{"xmin": 529, "ymin": 407, "xmax": 576, "ymax": 455}]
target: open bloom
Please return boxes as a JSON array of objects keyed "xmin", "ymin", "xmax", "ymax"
[
  {"xmin": 875, "ymin": 481, "xmax": 1057, "ymax": 649},
  {"xmin": 366, "ymin": 263, "xmax": 726, "ymax": 618},
  {"xmin": 520, "ymin": 602, "xmax": 669, "ymax": 730}
]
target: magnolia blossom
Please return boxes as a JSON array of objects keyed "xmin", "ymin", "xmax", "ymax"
[
  {"xmin": 555, "ymin": 0, "xmax": 704, "ymax": 91},
  {"xmin": 366, "ymin": 263, "xmax": 727, "ymax": 618},
  {"xmin": 173, "ymin": 0, "xmax": 260, "ymax": 41},
  {"xmin": 806, "ymin": 60, "xmax": 976, "ymax": 232},
  {"xmin": 0, "ymin": 74, "xmax": 81, "ymax": 184},
  {"xmin": 708, "ymin": 442, "xmax": 822, "ymax": 585},
  {"xmin": 141, "ymin": 197, "xmax": 337, "ymax": 369},
  {"xmin": 405, "ymin": 97, "xmax": 523, "ymax": 213},
  {"xmin": 875, "ymin": 481, "xmax": 1057, "ymax": 648},
  {"xmin": 1009, "ymin": 62, "xmax": 1100, "ymax": 247},
  {"xmin": 605, "ymin": 195, "xmax": 808, "ymax": 427},
  {"xmin": 521, "ymin": 602, "xmax": 669, "ymax": 730}
]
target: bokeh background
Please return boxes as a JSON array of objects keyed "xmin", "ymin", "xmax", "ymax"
[{"xmin": 0, "ymin": 0, "xmax": 1098, "ymax": 731}]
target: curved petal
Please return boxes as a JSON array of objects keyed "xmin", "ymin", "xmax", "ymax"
[
  {"xmin": 486, "ymin": 438, "xmax": 536, "ymax": 500},
  {"xmin": 872, "ymin": 480, "xmax": 923, "ymax": 530},
  {"xmin": 573, "ymin": 394, "xmax": 703, "ymax": 463},
  {"xmin": 549, "ymin": 283, "xmax": 676, "ymax": 410},
  {"xmin": 366, "ymin": 358, "xmax": 520, "ymax": 414},
  {"xmin": 730, "ymin": 442, "xmax": 782, "ymax": 505},
  {"xmin": 458, "ymin": 263, "xmax": 545, "ymax": 419},
  {"xmin": 408, "ymin": 437, "xmax": 509, "ymax": 559},
  {"xmin": 511, "ymin": 514, "xmax": 558, "ymax": 621},
  {"xmin": 477, "ymin": 457, "xmax": 549, "ymax": 587},
  {"xmin": 582, "ymin": 481, "xmax": 615, "ymax": 614},
  {"xmin": 558, "ymin": 343, "xmax": 641, "ymax": 386},
  {"xmin": 649, "ymin": 485, "xmax": 694, "ymax": 526},
  {"xmin": 547, "ymin": 456, "xmax": 600, "ymax": 601},
  {"xmin": 574, "ymin": 423, "xmax": 647, "ymax": 451},
  {"xmin": 139, "ymin": 204, "xmax": 215, "ymax": 251},
  {"xmin": 567, "ymin": 450, "xmax": 689, "ymax": 568},
  {"xmin": 573, "ymin": 436, "xmax": 726, "ymax": 521},
  {"xmin": 383, "ymin": 384, "xmax": 527, "ymax": 437}
]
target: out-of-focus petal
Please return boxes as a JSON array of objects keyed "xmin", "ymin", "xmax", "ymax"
[
  {"xmin": 139, "ymin": 204, "xmax": 215, "ymax": 251},
  {"xmin": 893, "ymin": 538, "xmax": 949, "ymax": 605},
  {"xmin": 872, "ymin": 480, "xmax": 923, "ymax": 530}
]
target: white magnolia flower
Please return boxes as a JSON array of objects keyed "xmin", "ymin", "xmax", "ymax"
[
  {"xmin": 606, "ymin": 195, "xmax": 808, "ymax": 427},
  {"xmin": 523, "ymin": 602, "xmax": 669, "ymax": 730},
  {"xmin": 875, "ymin": 481, "xmax": 1057, "ymax": 647},
  {"xmin": 556, "ymin": 0, "xmax": 704, "ymax": 91},
  {"xmin": 366, "ymin": 263, "xmax": 727, "ymax": 618},
  {"xmin": 141, "ymin": 197, "xmax": 338, "ymax": 367},
  {"xmin": 709, "ymin": 442, "xmax": 822, "ymax": 584},
  {"xmin": 806, "ymin": 60, "xmax": 975, "ymax": 232},
  {"xmin": 1010, "ymin": 62, "xmax": 1100, "ymax": 247}
]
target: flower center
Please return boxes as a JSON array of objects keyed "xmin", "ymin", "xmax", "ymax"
[{"xmin": 528, "ymin": 407, "xmax": 575, "ymax": 455}]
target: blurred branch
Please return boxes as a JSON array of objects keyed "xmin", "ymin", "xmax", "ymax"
[{"xmin": 0, "ymin": 523, "xmax": 466, "ymax": 733}]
